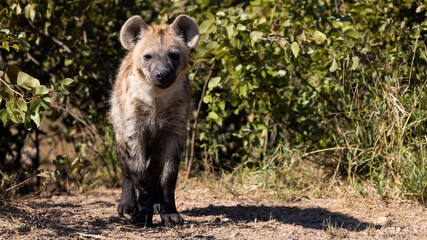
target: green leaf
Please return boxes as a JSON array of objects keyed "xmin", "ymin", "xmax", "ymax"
[
  {"xmin": 217, "ymin": 100, "xmax": 225, "ymax": 111},
  {"xmin": 0, "ymin": 29, "xmax": 10, "ymax": 34},
  {"xmin": 230, "ymin": 97, "xmax": 239, "ymax": 107},
  {"xmin": 313, "ymin": 30, "xmax": 327, "ymax": 44},
  {"xmin": 60, "ymin": 78, "xmax": 74, "ymax": 86},
  {"xmin": 30, "ymin": 111, "xmax": 40, "ymax": 127},
  {"xmin": 36, "ymin": 85, "xmax": 49, "ymax": 95},
  {"xmin": 236, "ymin": 23, "xmax": 246, "ymax": 31},
  {"xmin": 239, "ymin": 83, "xmax": 248, "ymax": 97},
  {"xmin": 3, "ymin": 85, "xmax": 14, "ymax": 99},
  {"xmin": 64, "ymin": 58, "xmax": 73, "ymax": 66},
  {"xmin": 330, "ymin": 59, "xmax": 338, "ymax": 72},
  {"xmin": 345, "ymin": 30, "xmax": 360, "ymax": 39},
  {"xmin": 41, "ymin": 97, "xmax": 51, "ymax": 111},
  {"xmin": 29, "ymin": 5, "xmax": 36, "ymax": 21},
  {"xmin": 12, "ymin": 44, "xmax": 19, "ymax": 52},
  {"xmin": 216, "ymin": 11, "xmax": 225, "ymax": 17},
  {"xmin": 208, "ymin": 111, "xmax": 219, "ymax": 120},
  {"xmin": 203, "ymin": 94, "xmax": 212, "ymax": 103},
  {"xmin": 9, "ymin": 112, "xmax": 19, "ymax": 123},
  {"xmin": 291, "ymin": 42, "xmax": 300, "ymax": 58},
  {"xmin": 6, "ymin": 65, "xmax": 21, "ymax": 81},
  {"xmin": 25, "ymin": 4, "xmax": 36, "ymax": 21},
  {"xmin": 23, "ymin": 112, "xmax": 32, "ymax": 130},
  {"xmin": 30, "ymin": 98, "xmax": 41, "ymax": 113},
  {"xmin": 225, "ymin": 25, "xmax": 235, "ymax": 38},
  {"xmin": 199, "ymin": 20, "xmax": 214, "ymax": 34},
  {"xmin": 0, "ymin": 109, "xmax": 8, "ymax": 124},
  {"xmin": 208, "ymin": 77, "xmax": 221, "ymax": 89},
  {"xmin": 250, "ymin": 31, "xmax": 263, "ymax": 42},
  {"xmin": 208, "ymin": 111, "xmax": 222, "ymax": 125},
  {"xmin": 2, "ymin": 41, "xmax": 9, "ymax": 51},
  {"xmin": 19, "ymin": 38, "xmax": 30, "ymax": 49},
  {"xmin": 16, "ymin": 100, "xmax": 27, "ymax": 111},
  {"xmin": 5, "ymin": 101, "xmax": 15, "ymax": 114},
  {"xmin": 416, "ymin": 4, "xmax": 425, "ymax": 13},
  {"xmin": 17, "ymin": 71, "xmax": 40, "ymax": 90},
  {"xmin": 351, "ymin": 56, "xmax": 360, "ymax": 70}
]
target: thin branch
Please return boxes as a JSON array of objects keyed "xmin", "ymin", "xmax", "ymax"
[
  {"xmin": 5, "ymin": 175, "xmax": 35, "ymax": 192},
  {"xmin": 84, "ymin": 13, "xmax": 113, "ymax": 85},
  {"xmin": 302, "ymin": 146, "xmax": 366, "ymax": 158},
  {"xmin": 260, "ymin": 36, "xmax": 290, "ymax": 45},
  {"xmin": 27, "ymin": 19, "xmax": 72, "ymax": 53},
  {"xmin": 26, "ymin": 52, "xmax": 55, "ymax": 79},
  {"xmin": 51, "ymin": 104, "xmax": 98, "ymax": 139},
  {"xmin": 0, "ymin": 77, "xmax": 28, "ymax": 103},
  {"xmin": 184, "ymin": 63, "xmax": 202, "ymax": 171},
  {"xmin": 294, "ymin": 71, "xmax": 351, "ymax": 123},
  {"xmin": 51, "ymin": 104, "xmax": 117, "ymax": 181},
  {"xmin": 85, "ymin": 141, "xmax": 115, "ymax": 182},
  {"xmin": 186, "ymin": 62, "xmax": 216, "ymax": 179}
]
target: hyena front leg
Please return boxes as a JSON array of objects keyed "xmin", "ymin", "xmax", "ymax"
[
  {"xmin": 116, "ymin": 143, "xmax": 136, "ymax": 217},
  {"xmin": 126, "ymin": 137, "xmax": 154, "ymax": 226},
  {"xmin": 130, "ymin": 167, "xmax": 154, "ymax": 225},
  {"xmin": 158, "ymin": 137, "xmax": 184, "ymax": 226}
]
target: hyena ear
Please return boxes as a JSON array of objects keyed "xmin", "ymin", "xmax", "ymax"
[
  {"xmin": 170, "ymin": 15, "xmax": 200, "ymax": 48},
  {"xmin": 120, "ymin": 15, "xmax": 149, "ymax": 50}
]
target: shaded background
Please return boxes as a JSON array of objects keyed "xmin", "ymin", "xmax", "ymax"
[{"xmin": 0, "ymin": 0, "xmax": 425, "ymax": 203}]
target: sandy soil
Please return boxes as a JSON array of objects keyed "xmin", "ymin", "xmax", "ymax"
[{"xmin": 1, "ymin": 179, "xmax": 426, "ymax": 240}]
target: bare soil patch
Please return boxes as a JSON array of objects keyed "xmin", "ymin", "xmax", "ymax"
[{"xmin": 1, "ymin": 179, "xmax": 425, "ymax": 239}]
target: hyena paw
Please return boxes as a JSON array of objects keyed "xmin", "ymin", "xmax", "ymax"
[
  {"xmin": 153, "ymin": 203, "xmax": 161, "ymax": 214},
  {"xmin": 161, "ymin": 213, "xmax": 184, "ymax": 226},
  {"xmin": 117, "ymin": 199, "xmax": 136, "ymax": 217},
  {"xmin": 131, "ymin": 211, "xmax": 153, "ymax": 226}
]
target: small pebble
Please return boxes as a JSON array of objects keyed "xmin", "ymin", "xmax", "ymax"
[{"xmin": 375, "ymin": 216, "xmax": 391, "ymax": 226}]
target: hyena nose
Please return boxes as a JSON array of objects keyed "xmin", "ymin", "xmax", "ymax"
[{"xmin": 156, "ymin": 70, "xmax": 170, "ymax": 82}]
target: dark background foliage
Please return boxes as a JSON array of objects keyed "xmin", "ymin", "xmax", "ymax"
[{"xmin": 0, "ymin": 0, "xmax": 426, "ymax": 203}]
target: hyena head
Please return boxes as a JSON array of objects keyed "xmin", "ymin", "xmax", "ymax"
[{"xmin": 120, "ymin": 15, "xmax": 199, "ymax": 89}]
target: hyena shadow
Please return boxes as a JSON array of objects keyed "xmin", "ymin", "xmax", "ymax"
[{"xmin": 182, "ymin": 205, "xmax": 381, "ymax": 231}]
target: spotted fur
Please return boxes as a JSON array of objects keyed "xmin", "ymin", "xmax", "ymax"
[{"xmin": 110, "ymin": 15, "xmax": 199, "ymax": 226}]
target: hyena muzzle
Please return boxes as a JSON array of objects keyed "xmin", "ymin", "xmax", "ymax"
[{"xmin": 110, "ymin": 14, "xmax": 199, "ymax": 226}]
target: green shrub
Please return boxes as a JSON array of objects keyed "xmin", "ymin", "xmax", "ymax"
[{"xmin": 1, "ymin": 0, "xmax": 425, "ymax": 203}]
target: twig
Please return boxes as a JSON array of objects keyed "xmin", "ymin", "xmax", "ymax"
[
  {"xmin": 185, "ymin": 63, "xmax": 201, "ymax": 170},
  {"xmin": 27, "ymin": 19, "xmax": 72, "ymax": 53},
  {"xmin": 84, "ymin": 13, "xmax": 113, "ymax": 85},
  {"xmin": 26, "ymin": 52, "xmax": 55, "ymax": 79},
  {"xmin": 75, "ymin": 232, "xmax": 112, "ymax": 239},
  {"xmin": 5, "ymin": 175, "xmax": 35, "ymax": 192},
  {"xmin": 51, "ymin": 103, "xmax": 117, "ymax": 182},
  {"xmin": 85, "ymin": 141, "xmax": 115, "ymax": 182},
  {"xmin": 260, "ymin": 36, "xmax": 290, "ymax": 45},
  {"xmin": 294, "ymin": 71, "xmax": 351, "ymax": 123},
  {"xmin": 51, "ymin": 104, "xmax": 98, "ymax": 138},
  {"xmin": 0, "ymin": 77, "xmax": 28, "ymax": 103},
  {"xmin": 186, "ymin": 62, "xmax": 216, "ymax": 179},
  {"xmin": 302, "ymin": 146, "xmax": 366, "ymax": 158}
]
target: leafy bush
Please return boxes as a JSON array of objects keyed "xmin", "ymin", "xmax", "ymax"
[
  {"xmin": 187, "ymin": 0, "xmax": 426, "ymax": 202},
  {"xmin": 1, "ymin": 0, "xmax": 425, "ymax": 203}
]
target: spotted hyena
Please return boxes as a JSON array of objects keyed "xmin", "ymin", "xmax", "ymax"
[{"xmin": 110, "ymin": 14, "xmax": 199, "ymax": 226}]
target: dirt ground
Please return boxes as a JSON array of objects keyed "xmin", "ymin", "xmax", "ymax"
[{"xmin": 0, "ymin": 179, "xmax": 426, "ymax": 240}]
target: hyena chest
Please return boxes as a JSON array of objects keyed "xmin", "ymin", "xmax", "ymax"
[{"xmin": 134, "ymin": 98, "xmax": 187, "ymax": 138}]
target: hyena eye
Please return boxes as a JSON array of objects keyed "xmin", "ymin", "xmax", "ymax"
[
  {"xmin": 144, "ymin": 55, "xmax": 152, "ymax": 61},
  {"xmin": 169, "ymin": 53, "xmax": 180, "ymax": 60}
]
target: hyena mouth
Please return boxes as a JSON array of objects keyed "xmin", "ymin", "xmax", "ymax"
[
  {"xmin": 154, "ymin": 81, "xmax": 175, "ymax": 89},
  {"xmin": 152, "ymin": 71, "xmax": 176, "ymax": 89}
]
